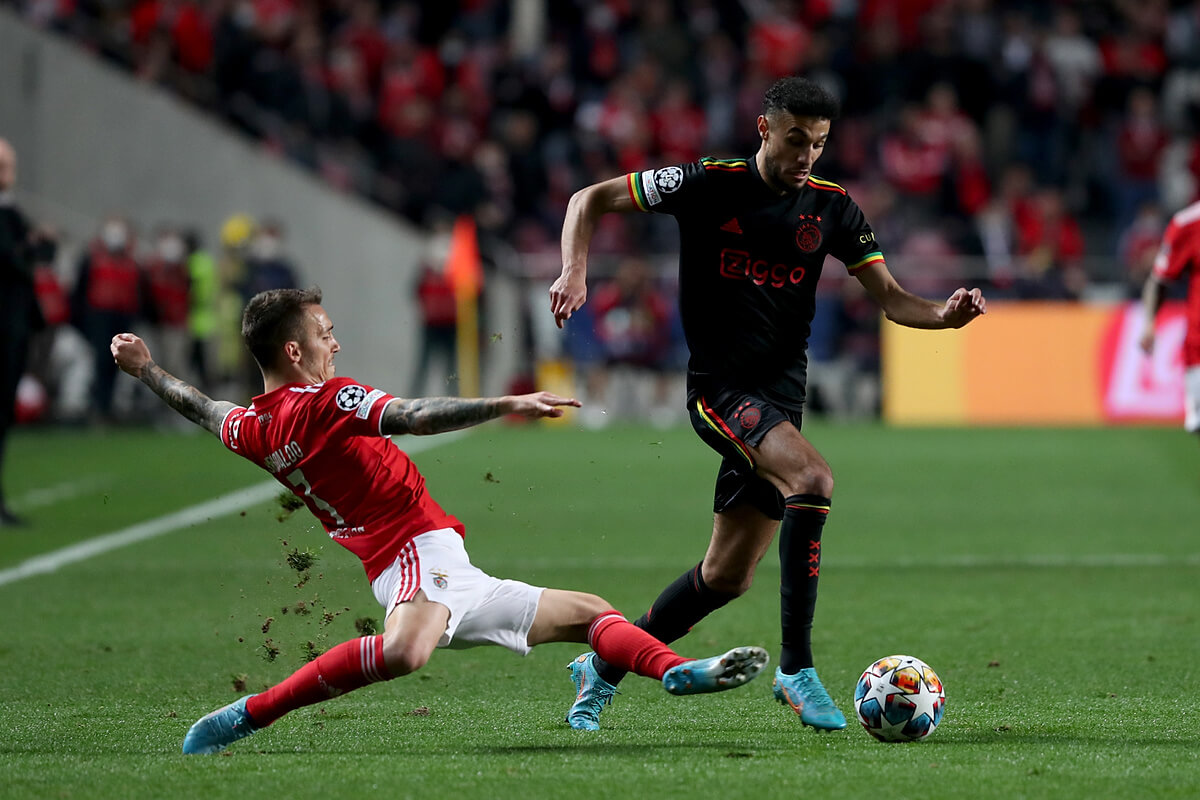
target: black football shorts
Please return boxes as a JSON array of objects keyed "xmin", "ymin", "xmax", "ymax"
[{"xmin": 686, "ymin": 383, "xmax": 803, "ymax": 520}]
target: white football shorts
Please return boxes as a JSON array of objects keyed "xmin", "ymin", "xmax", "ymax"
[
  {"xmin": 370, "ymin": 528, "xmax": 544, "ymax": 655},
  {"xmin": 1186, "ymin": 365, "xmax": 1200, "ymax": 433}
]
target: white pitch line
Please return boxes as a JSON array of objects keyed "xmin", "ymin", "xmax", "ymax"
[
  {"xmin": 0, "ymin": 433, "xmax": 457, "ymax": 589},
  {"xmin": 9, "ymin": 476, "xmax": 109, "ymax": 511},
  {"xmin": 0, "ymin": 480, "xmax": 282, "ymax": 588}
]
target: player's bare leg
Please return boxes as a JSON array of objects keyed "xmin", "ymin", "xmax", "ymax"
[
  {"xmin": 182, "ymin": 592, "xmax": 449, "ymax": 754},
  {"xmin": 700, "ymin": 504, "xmax": 779, "ymax": 594},
  {"xmin": 748, "ymin": 423, "xmax": 846, "ymax": 730},
  {"xmin": 380, "ymin": 591, "xmax": 451, "ymax": 675}
]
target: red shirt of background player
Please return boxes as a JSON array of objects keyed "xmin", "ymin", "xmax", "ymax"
[{"xmin": 1153, "ymin": 202, "xmax": 1200, "ymax": 367}]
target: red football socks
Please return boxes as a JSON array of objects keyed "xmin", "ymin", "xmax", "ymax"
[
  {"xmin": 588, "ymin": 611, "xmax": 688, "ymax": 679},
  {"xmin": 245, "ymin": 635, "xmax": 391, "ymax": 727}
]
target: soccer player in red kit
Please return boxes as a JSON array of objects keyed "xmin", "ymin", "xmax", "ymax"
[
  {"xmin": 110, "ymin": 287, "xmax": 768, "ymax": 754},
  {"xmin": 1140, "ymin": 199, "xmax": 1200, "ymax": 437}
]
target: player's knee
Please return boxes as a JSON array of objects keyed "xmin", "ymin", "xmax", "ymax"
[
  {"xmin": 380, "ymin": 635, "xmax": 435, "ymax": 677},
  {"xmin": 701, "ymin": 563, "xmax": 754, "ymax": 596},
  {"xmin": 572, "ymin": 592, "xmax": 614, "ymax": 625},
  {"xmin": 783, "ymin": 464, "xmax": 833, "ymax": 499}
]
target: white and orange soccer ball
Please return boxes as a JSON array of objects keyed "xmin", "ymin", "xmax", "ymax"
[{"xmin": 853, "ymin": 654, "xmax": 946, "ymax": 742}]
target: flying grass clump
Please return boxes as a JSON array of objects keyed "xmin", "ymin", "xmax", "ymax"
[{"xmin": 275, "ymin": 491, "xmax": 305, "ymax": 521}]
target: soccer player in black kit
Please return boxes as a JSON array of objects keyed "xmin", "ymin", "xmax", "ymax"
[{"xmin": 549, "ymin": 77, "xmax": 987, "ymax": 731}]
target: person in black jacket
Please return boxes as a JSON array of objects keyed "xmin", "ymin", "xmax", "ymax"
[{"xmin": 0, "ymin": 138, "xmax": 46, "ymax": 526}]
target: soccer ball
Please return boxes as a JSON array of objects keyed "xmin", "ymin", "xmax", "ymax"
[{"xmin": 853, "ymin": 655, "xmax": 946, "ymax": 742}]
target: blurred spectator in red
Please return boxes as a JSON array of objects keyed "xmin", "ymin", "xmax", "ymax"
[
  {"xmin": 1096, "ymin": 26, "xmax": 1168, "ymax": 116},
  {"xmin": 377, "ymin": 36, "xmax": 445, "ymax": 136},
  {"xmin": 747, "ymin": 0, "xmax": 810, "ymax": 78},
  {"xmin": 879, "ymin": 104, "xmax": 946, "ymax": 204},
  {"xmin": 1014, "ymin": 187, "xmax": 1087, "ymax": 298},
  {"xmin": 652, "ymin": 79, "xmax": 707, "ymax": 164},
  {"xmin": 28, "ymin": 231, "xmax": 93, "ymax": 424},
  {"xmin": 947, "ymin": 127, "xmax": 991, "ymax": 219},
  {"xmin": 71, "ymin": 216, "xmax": 147, "ymax": 420},
  {"xmin": 916, "ymin": 82, "xmax": 975, "ymax": 164},
  {"xmin": 857, "ymin": 0, "xmax": 948, "ymax": 50},
  {"xmin": 410, "ymin": 260, "xmax": 458, "ymax": 397},
  {"xmin": 1113, "ymin": 87, "xmax": 1168, "ymax": 230},
  {"xmin": 145, "ymin": 226, "xmax": 192, "ymax": 382},
  {"xmin": 582, "ymin": 257, "xmax": 674, "ymax": 426},
  {"xmin": 335, "ymin": 0, "xmax": 388, "ymax": 95}
]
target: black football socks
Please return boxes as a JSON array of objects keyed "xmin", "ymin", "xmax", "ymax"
[{"xmin": 778, "ymin": 494, "xmax": 830, "ymax": 674}]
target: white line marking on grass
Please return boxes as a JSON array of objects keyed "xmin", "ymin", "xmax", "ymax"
[
  {"xmin": 0, "ymin": 480, "xmax": 281, "ymax": 588},
  {"xmin": 0, "ymin": 433, "xmax": 457, "ymax": 588},
  {"xmin": 10, "ymin": 476, "xmax": 109, "ymax": 511}
]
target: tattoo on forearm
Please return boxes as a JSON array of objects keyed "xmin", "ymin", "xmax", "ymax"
[
  {"xmin": 382, "ymin": 397, "xmax": 502, "ymax": 435},
  {"xmin": 141, "ymin": 361, "xmax": 232, "ymax": 435}
]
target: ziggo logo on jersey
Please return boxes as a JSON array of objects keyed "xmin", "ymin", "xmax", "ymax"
[{"xmin": 719, "ymin": 249, "xmax": 806, "ymax": 288}]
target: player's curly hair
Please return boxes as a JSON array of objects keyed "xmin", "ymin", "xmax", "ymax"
[
  {"xmin": 242, "ymin": 286, "xmax": 324, "ymax": 371},
  {"xmin": 763, "ymin": 77, "xmax": 840, "ymax": 120}
]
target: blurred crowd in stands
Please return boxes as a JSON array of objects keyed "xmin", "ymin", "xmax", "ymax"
[
  {"xmin": 15, "ymin": 212, "xmax": 301, "ymax": 425},
  {"xmin": 7, "ymin": 0, "xmax": 1200, "ymax": 420}
]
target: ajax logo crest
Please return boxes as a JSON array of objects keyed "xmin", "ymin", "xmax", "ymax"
[{"xmin": 796, "ymin": 222, "xmax": 822, "ymax": 253}]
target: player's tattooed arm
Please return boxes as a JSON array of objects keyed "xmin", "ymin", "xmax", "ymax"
[
  {"xmin": 380, "ymin": 392, "xmax": 580, "ymax": 436},
  {"xmin": 380, "ymin": 396, "xmax": 505, "ymax": 436},
  {"xmin": 139, "ymin": 361, "xmax": 238, "ymax": 436}
]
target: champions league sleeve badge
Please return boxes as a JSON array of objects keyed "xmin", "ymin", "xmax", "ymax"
[{"xmin": 335, "ymin": 384, "xmax": 368, "ymax": 412}]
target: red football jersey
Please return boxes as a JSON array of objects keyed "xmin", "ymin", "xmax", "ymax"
[
  {"xmin": 220, "ymin": 376, "xmax": 464, "ymax": 581},
  {"xmin": 1153, "ymin": 201, "xmax": 1200, "ymax": 367}
]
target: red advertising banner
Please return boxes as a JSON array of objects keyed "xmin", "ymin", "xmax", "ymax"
[{"xmin": 1101, "ymin": 303, "xmax": 1187, "ymax": 424}]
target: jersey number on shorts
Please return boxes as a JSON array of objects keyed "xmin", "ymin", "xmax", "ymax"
[{"xmin": 285, "ymin": 468, "xmax": 346, "ymax": 526}]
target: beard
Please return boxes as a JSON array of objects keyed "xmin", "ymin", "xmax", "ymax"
[{"xmin": 760, "ymin": 153, "xmax": 802, "ymax": 195}]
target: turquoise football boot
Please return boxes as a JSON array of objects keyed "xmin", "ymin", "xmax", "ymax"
[
  {"xmin": 773, "ymin": 666, "xmax": 847, "ymax": 730},
  {"xmin": 182, "ymin": 695, "xmax": 260, "ymax": 754}
]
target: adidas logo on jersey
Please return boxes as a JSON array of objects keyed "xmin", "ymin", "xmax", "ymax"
[{"xmin": 720, "ymin": 218, "xmax": 743, "ymax": 234}]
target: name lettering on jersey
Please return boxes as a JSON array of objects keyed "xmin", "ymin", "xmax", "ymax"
[
  {"xmin": 329, "ymin": 526, "xmax": 365, "ymax": 540},
  {"xmin": 720, "ymin": 248, "xmax": 807, "ymax": 288},
  {"xmin": 264, "ymin": 440, "xmax": 304, "ymax": 473},
  {"xmin": 335, "ymin": 384, "xmax": 368, "ymax": 411},
  {"xmin": 357, "ymin": 388, "xmax": 387, "ymax": 420}
]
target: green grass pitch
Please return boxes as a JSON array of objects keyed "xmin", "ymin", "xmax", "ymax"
[{"xmin": 0, "ymin": 420, "xmax": 1197, "ymax": 799}]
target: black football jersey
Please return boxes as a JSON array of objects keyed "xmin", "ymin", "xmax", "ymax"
[{"xmin": 626, "ymin": 156, "xmax": 884, "ymax": 410}]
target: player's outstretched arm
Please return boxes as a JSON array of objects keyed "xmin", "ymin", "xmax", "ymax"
[
  {"xmin": 855, "ymin": 262, "xmax": 987, "ymax": 329},
  {"xmin": 110, "ymin": 333, "xmax": 237, "ymax": 437},
  {"xmin": 1138, "ymin": 273, "xmax": 1165, "ymax": 354},
  {"xmin": 381, "ymin": 392, "xmax": 581, "ymax": 436},
  {"xmin": 551, "ymin": 176, "xmax": 637, "ymax": 329}
]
